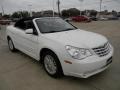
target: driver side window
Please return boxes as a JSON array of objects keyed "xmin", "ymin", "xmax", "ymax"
[
  {"xmin": 15, "ymin": 19, "xmax": 38, "ymax": 35},
  {"xmin": 24, "ymin": 20, "xmax": 34, "ymax": 29},
  {"xmin": 15, "ymin": 20, "xmax": 26, "ymax": 30},
  {"xmin": 24, "ymin": 20, "xmax": 38, "ymax": 35}
]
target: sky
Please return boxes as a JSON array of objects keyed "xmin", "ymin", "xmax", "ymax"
[{"xmin": 0, "ymin": 0, "xmax": 120, "ymax": 14}]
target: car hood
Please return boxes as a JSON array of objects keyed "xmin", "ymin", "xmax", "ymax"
[{"xmin": 43, "ymin": 29, "xmax": 108, "ymax": 48}]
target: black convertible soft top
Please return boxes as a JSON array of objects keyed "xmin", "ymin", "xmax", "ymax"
[
  {"xmin": 14, "ymin": 17, "xmax": 41, "ymax": 29},
  {"xmin": 15, "ymin": 17, "xmax": 36, "ymax": 27},
  {"xmin": 14, "ymin": 17, "xmax": 60, "ymax": 28}
]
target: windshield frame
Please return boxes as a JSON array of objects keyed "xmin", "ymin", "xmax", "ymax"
[{"xmin": 34, "ymin": 17, "xmax": 77, "ymax": 34}]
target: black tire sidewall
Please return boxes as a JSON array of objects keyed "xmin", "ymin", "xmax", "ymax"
[{"xmin": 43, "ymin": 51, "xmax": 63, "ymax": 78}]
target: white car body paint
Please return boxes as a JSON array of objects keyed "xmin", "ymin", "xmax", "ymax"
[{"xmin": 6, "ymin": 18, "xmax": 114, "ymax": 78}]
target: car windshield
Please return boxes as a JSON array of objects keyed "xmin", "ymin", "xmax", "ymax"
[{"xmin": 35, "ymin": 17, "xmax": 77, "ymax": 33}]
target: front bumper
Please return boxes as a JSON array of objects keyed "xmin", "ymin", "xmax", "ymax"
[
  {"xmin": 61, "ymin": 48, "xmax": 113, "ymax": 78},
  {"xmin": 69, "ymin": 57, "xmax": 112, "ymax": 78}
]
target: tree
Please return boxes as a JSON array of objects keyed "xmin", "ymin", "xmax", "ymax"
[
  {"xmin": 89, "ymin": 10, "xmax": 97, "ymax": 17},
  {"xmin": 62, "ymin": 8, "xmax": 80, "ymax": 17},
  {"xmin": 61, "ymin": 10, "xmax": 69, "ymax": 17},
  {"xmin": 2, "ymin": 14, "xmax": 11, "ymax": 19},
  {"xmin": 112, "ymin": 10, "xmax": 117, "ymax": 16},
  {"xmin": 12, "ymin": 12, "xmax": 21, "ymax": 18},
  {"xmin": 20, "ymin": 11, "xmax": 30, "ymax": 18},
  {"xmin": 0, "ymin": 13, "xmax": 2, "ymax": 16},
  {"xmin": 12, "ymin": 11, "xmax": 30, "ymax": 18}
]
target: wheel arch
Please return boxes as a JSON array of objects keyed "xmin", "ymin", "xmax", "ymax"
[
  {"xmin": 7, "ymin": 36, "xmax": 11, "ymax": 40},
  {"xmin": 39, "ymin": 47, "xmax": 64, "ymax": 76},
  {"xmin": 40, "ymin": 48, "xmax": 57, "ymax": 63}
]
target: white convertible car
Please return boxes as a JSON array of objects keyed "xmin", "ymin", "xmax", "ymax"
[{"xmin": 6, "ymin": 17, "xmax": 114, "ymax": 78}]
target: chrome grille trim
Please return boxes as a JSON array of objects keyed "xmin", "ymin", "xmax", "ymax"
[{"xmin": 93, "ymin": 42, "xmax": 110, "ymax": 57}]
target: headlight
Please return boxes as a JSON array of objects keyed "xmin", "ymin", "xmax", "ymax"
[{"xmin": 65, "ymin": 45, "xmax": 93, "ymax": 60}]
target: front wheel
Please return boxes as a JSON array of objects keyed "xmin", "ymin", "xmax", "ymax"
[{"xmin": 43, "ymin": 51, "xmax": 63, "ymax": 78}]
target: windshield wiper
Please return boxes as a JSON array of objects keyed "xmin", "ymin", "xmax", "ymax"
[
  {"xmin": 44, "ymin": 28, "xmax": 75, "ymax": 33},
  {"xmin": 62, "ymin": 28, "xmax": 75, "ymax": 31},
  {"xmin": 45, "ymin": 30, "xmax": 58, "ymax": 33}
]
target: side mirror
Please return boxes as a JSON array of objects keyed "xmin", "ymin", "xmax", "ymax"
[{"xmin": 25, "ymin": 29, "xmax": 33, "ymax": 34}]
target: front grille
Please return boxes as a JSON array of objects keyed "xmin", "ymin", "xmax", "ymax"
[{"xmin": 93, "ymin": 42, "xmax": 110, "ymax": 57}]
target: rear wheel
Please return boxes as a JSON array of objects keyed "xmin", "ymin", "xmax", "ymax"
[
  {"xmin": 8, "ymin": 38, "xmax": 16, "ymax": 52},
  {"xmin": 42, "ymin": 51, "xmax": 63, "ymax": 78}
]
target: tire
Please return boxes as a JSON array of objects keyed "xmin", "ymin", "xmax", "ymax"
[
  {"xmin": 42, "ymin": 51, "xmax": 63, "ymax": 78},
  {"xmin": 8, "ymin": 38, "xmax": 16, "ymax": 52}
]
